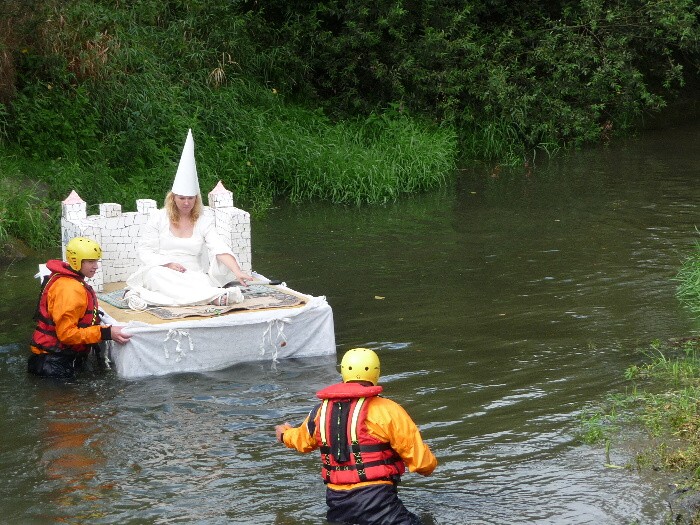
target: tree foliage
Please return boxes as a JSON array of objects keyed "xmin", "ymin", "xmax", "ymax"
[
  {"xmin": 0, "ymin": 0, "xmax": 698, "ymax": 167},
  {"xmin": 247, "ymin": 0, "xmax": 699, "ymax": 156}
]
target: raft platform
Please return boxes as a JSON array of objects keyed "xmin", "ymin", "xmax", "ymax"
[{"xmin": 51, "ymin": 183, "xmax": 336, "ymax": 379}]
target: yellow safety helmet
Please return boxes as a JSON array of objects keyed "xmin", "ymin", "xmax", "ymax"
[
  {"xmin": 340, "ymin": 347, "xmax": 381, "ymax": 385},
  {"xmin": 65, "ymin": 237, "xmax": 102, "ymax": 271}
]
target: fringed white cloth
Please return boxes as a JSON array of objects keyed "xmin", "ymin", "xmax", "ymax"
[
  {"xmin": 163, "ymin": 328, "xmax": 194, "ymax": 362},
  {"xmin": 101, "ymin": 341, "xmax": 112, "ymax": 369},
  {"xmin": 260, "ymin": 318, "xmax": 291, "ymax": 362}
]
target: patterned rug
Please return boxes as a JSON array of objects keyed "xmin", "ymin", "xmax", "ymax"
[{"xmin": 98, "ymin": 284, "xmax": 306, "ymax": 320}]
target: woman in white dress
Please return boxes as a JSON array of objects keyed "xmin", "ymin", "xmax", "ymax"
[
  {"xmin": 126, "ymin": 192, "xmax": 253, "ymax": 307},
  {"xmin": 126, "ymin": 129, "xmax": 253, "ymax": 307}
]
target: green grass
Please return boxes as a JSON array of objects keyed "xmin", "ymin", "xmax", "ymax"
[
  {"xmin": 677, "ymin": 241, "xmax": 700, "ymax": 317},
  {"xmin": 0, "ymin": 155, "xmax": 56, "ymax": 250},
  {"xmin": 579, "ymin": 340, "xmax": 700, "ymax": 489},
  {"xmin": 0, "ymin": 94, "xmax": 457, "ymax": 248},
  {"xmin": 0, "ymin": 0, "xmax": 459, "ymax": 250}
]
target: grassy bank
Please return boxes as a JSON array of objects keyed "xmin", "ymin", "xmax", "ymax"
[
  {"xmin": 575, "ymin": 226, "xmax": 700, "ymax": 521},
  {"xmin": 0, "ymin": 101, "xmax": 457, "ymax": 251},
  {"xmin": 1, "ymin": 0, "xmax": 697, "ymax": 250},
  {"xmin": 0, "ymin": 0, "xmax": 459, "ymax": 250},
  {"xmin": 0, "ymin": 155, "xmax": 58, "ymax": 251},
  {"xmin": 579, "ymin": 339, "xmax": 700, "ymax": 520},
  {"xmin": 678, "ymin": 244, "xmax": 700, "ymax": 317}
]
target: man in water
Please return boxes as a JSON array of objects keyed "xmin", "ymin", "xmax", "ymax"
[
  {"xmin": 275, "ymin": 347, "xmax": 437, "ymax": 524},
  {"xmin": 28, "ymin": 237, "xmax": 131, "ymax": 378}
]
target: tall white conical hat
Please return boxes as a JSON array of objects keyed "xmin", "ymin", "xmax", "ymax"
[{"xmin": 171, "ymin": 129, "xmax": 200, "ymax": 196}]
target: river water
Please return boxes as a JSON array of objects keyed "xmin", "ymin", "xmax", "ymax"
[{"xmin": 1, "ymin": 122, "xmax": 699, "ymax": 524}]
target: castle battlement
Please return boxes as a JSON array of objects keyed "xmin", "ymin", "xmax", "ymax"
[{"xmin": 60, "ymin": 181, "xmax": 251, "ymax": 292}]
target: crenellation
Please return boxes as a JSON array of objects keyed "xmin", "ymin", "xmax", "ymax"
[
  {"xmin": 136, "ymin": 199, "xmax": 158, "ymax": 214},
  {"xmin": 99, "ymin": 203, "xmax": 122, "ymax": 218}
]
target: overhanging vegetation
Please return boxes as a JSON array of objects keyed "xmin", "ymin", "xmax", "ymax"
[{"xmin": 0, "ymin": 0, "xmax": 698, "ymax": 248}]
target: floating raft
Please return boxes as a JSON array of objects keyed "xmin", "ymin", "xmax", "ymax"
[{"xmin": 54, "ymin": 184, "xmax": 336, "ymax": 379}]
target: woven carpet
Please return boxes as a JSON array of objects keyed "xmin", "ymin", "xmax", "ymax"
[{"xmin": 98, "ymin": 284, "xmax": 306, "ymax": 320}]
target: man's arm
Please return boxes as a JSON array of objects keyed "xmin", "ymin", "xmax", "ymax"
[
  {"xmin": 367, "ymin": 398, "xmax": 438, "ymax": 476},
  {"xmin": 276, "ymin": 410, "xmax": 319, "ymax": 453}
]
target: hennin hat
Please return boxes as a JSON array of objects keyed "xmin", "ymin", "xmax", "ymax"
[{"xmin": 171, "ymin": 129, "xmax": 200, "ymax": 196}]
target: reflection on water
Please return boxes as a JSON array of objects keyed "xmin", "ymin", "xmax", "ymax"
[
  {"xmin": 35, "ymin": 384, "xmax": 111, "ymax": 523},
  {"xmin": 1, "ymin": 123, "xmax": 700, "ymax": 524}
]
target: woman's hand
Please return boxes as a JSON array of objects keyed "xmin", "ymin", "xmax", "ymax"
[
  {"xmin": 216, "ymin": 253, "xmax": 253, "ymax": 285},
  {"xmin": 235, "ymin": 270, "xmax": 254, "ymax": 286},
  {"xmin": 164, "ymin": 262, "xmax": 186, "ymax": 273}
]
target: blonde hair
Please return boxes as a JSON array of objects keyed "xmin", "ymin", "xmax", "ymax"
[{"xmin": 165, "ymin": 192, "xmax": 202, "ymax": 224}]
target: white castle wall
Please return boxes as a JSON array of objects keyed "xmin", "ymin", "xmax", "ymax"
[{"xmin": 60, "ymin": 182, "xmax": 251, "ymax": 292}]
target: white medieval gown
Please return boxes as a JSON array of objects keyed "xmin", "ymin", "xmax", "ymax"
[{"xmin": 126, "ymin": 208, "xmax": 242, "ymax": 307}]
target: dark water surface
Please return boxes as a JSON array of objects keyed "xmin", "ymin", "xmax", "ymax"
[{"xmin": 1, "ymin": 123, "xmax": 699, "ymax": 524}]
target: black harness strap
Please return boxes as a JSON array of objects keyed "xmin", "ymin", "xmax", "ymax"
[
  {"xmin": 329, "ymin": 400, "xmax": 352, "ymax": 463},
  {"xmin": 322, "ymin": 457, "xmax": 401, "ymax": 471},
  {"xmin": 319, "ymin": 442, "xmax": 392, "ymax": 455}
]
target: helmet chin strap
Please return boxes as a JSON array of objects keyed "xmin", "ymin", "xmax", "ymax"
[{"xmin": 345, "ymin": 380, "xmax": 375, "ymax": 386}]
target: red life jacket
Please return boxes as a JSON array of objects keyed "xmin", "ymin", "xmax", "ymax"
[
  {"xmin": 31, "ymin": 260, "xmax": 100, "ymax": 355},
  {"xmin": 313, "ymin": 382, "xmax": 406, "ymax": 485}
]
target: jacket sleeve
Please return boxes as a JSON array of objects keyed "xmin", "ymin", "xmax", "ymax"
[
  {"xmin": 282, "ymin": 411, "xmax": 319, "ymax": 453},
  {"xmin": 366, "ymin": 398, "xmax": 438, "ymax": 476},
  {"xmin": 48, "ymin": 278, "xmax": 103, "ymax": 347}
]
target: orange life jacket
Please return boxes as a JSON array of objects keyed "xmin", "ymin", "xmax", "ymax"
[
  {"xmin": 31, "ymin": 260, "xmax": 100, "ymax": 355},
  {"xmin": 314, "ymin": 382, "xmax": 406, "ymax": 485}
]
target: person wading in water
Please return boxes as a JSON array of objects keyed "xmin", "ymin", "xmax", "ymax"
[
  {"xmin": 275, "ymin": 347, "xmax": 437, "ymax": 524},
  {"xmin": 28, "ymin": 237, "xmax": 131, "ymax": 378}
]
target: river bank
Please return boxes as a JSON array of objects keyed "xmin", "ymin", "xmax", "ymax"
[{"xmin": 580, "ymin": 337, "xmax": 700, "ymax": 523}]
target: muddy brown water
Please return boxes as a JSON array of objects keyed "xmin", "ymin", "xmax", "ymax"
[{"xmin": 1, "ymin": 122, "xmax": 699, "ymax": 524}]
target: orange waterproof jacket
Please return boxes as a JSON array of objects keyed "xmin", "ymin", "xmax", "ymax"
[
  {"xmin": 31, "ymin": 260, "xmax": 103, "ymax": 355},
  {"xmin": 283, "ymin": 382, "xmax": 437, "ymax": 491}
]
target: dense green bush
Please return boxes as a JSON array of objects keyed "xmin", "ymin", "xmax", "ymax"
[
  {"xmin": 0, "ymin": 0, "xmax": 697, "ymax": 248},
  {"xmin": 3, "ymin": 0, "xmax": 698, "ymax": 164},
  {"xmin": 250, "ymin": 0, "xmax": 699, "ymax": 158},
  {"xmin": 1, "ymin": 0, "xmax": 457, "ymax": 209},
  {"xmin": 4, "ymin": 0, "xmax": 697, "ymax": 157}
]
